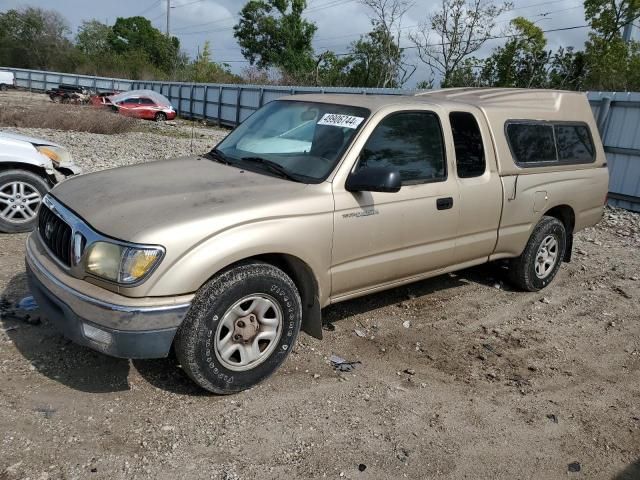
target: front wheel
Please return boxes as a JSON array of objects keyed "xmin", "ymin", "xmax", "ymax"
[
  {"xmin": 508, "ymin": 216, "xmax": 566, "ymax": 291},
  {"xmin": 0, "ymin": 169, "xmax": 49, "ymax": 233},
  {"xmin": 175, "ymin": 262, "xmax": 302, "ymax": 394},
  {"xmin": 154, "ymin": 112, "xmax": 167, "ymax": 122}
]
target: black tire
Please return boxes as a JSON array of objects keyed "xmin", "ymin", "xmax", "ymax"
[
  {"xmin": 508, "ymin": 216, "xmax": 566, "ymax": 292},
  {"xmin": 0, "ymin": 84, "xmax": 7, "ymax": 92},
  {"xmin": 175, "ymin": 262, "xmax": 302, "ymax": 394},
  {"xmin": 154, "ymin": 112, "xmax": 167, "ymax": 122},
  {"xmin": 0, "ymin": 169, "xmax": 50, "ymax": 233}
]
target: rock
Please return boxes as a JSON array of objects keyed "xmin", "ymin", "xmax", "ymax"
[
  {"xmin": 313, "ymin": 374, "xmax": 320, "ymax": 379},
  {"xmin": 540, "ymin": 297, "xmax": 551, "ymax": 304},
  {"xmin": 402, "ymin": 321, "xmax": 411, "ymax": 329},
  {"xmin": 403, "ymin": 369, "xmax": 416, "ymax": 375},
  {"xmin": 396, "ymin": 447, "xmax": 410, "ymax": 462},
  {"xmin": 354, "ymin": 329, "xmax": 366, "ymax": 338},
  {"xmin": 358, "ymin": 464, "xmax": 367, "ymax": 472},
  {"xmin": 568, "ymin": 462, "xmax": 581, "ymax": 473}
]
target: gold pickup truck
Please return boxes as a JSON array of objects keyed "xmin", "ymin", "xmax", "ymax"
[{"xmin": 26, "ymin": 88, "xmax": 609, "ymax": 393}]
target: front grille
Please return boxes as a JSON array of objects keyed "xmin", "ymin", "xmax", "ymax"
[{"xmin": 38, "ymin": 204, "xmax": 72, "ymax": 266}]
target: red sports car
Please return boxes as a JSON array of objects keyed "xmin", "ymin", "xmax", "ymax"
[{"xmin": 109, "ymin": 90, "xmax": 177, "ymax": 122}]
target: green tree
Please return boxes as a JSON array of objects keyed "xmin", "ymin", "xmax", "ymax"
[
  {"xmin": 547, "ymin": 47, "xmax": 586, "ymax": 90},
  {"xmin": 409, "ymin": 0, "xmax": 512, "ymax": 87},
  {"xmin": 345, "ymin": 25, "xmax": 406, "ymax": 87},
  {"xmin": 583, "ymin": 0, "xmax": 640, "ymax": 90},
  {"xmin": 480, "ymin": 17, "xmax": 550, "ymax": 88},
  {"xmin": 0, "ymin": 7, "xmax": 77, "ymax": 70},
  {"xmin": 108, "ymin": 16, "xmax": 180, "ymax": 73},
  {"xmin": 186, "ymin": 41, "xmax": 239, "ymax": 83},
  {"xmin": 76, "ymin": 20, "xmax": 112, "ymax": 57},
  {"xmin": 444, "ymin": 58, "xmax": 481, "ymax": 87},
  {"xmin": 584, "ymin": 0, "xmax": 640, "ymax": 41},
  {"xmin": 233, "ymin": 0, "xmax": 317, "ymax": 79}
]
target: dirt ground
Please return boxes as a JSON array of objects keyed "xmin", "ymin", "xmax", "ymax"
[{"xmin": 1, "ymin": 91, "xmax": 639, "ymax": 480}]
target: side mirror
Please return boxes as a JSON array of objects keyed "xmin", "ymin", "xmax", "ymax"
[{"xmin": 345, "ymin": 166, "xmax": 402, "ymax": 193}]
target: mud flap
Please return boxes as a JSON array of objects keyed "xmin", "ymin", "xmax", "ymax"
[
  {"xmin": 301, "ymin": 296, "xmax": 322, "ymax": 340},
  {"xmin": 564, "ymin": 233, "xmax": 573, "ymax": 262}
]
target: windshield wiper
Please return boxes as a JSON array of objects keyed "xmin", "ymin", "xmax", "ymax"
[
  {"xmin": 205, "ymin": 148, "xmax": 233, "ymax": 165},
  {"xmin": 240, "ymin": 156, "xmax": 299, "ymax": 182}
]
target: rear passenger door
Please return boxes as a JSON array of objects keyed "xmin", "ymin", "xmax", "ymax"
[
  {"xmin": 331, "ymin": 109, "xmax": 460, "ymax": 298},
  {"xmin": 448, "ymin": 110, "xmax": 502, "ymax": 264}
]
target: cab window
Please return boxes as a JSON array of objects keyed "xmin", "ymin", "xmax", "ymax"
[
  {"xmin": 450, "ymin": 112, "xmax": 486, "ymax": 178},
  {"xmin": 357, "ymin": 111, "xmax": 446, "ymax": 184}
]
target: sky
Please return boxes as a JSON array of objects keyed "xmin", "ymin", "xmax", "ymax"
[{"xmin": 1, "ymin": 0, "xmax": 637, "ymax": 86}]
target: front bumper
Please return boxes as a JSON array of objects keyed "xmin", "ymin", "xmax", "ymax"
[{"xmin": 26, "ymin": 234, "xmax": 192, "ymax": 359}]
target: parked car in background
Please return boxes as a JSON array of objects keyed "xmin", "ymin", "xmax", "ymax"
[
  {"xmin": 24, "ymin": 88, "xmax": 608, "ymax": 394},
  {"xmin": 0, "ymin": 70, "xmax": 16, "ymax": 91},
  {"xmin": 0, "ymin": 131, "xmax": 81, "ymax": 232},
  {"xmin": 46, "ymin": 84, "xmax": 90, "ymax": 104},
  {"xmin": 109, "ymin": 90, "xmax": 176, "ymax": 121}
]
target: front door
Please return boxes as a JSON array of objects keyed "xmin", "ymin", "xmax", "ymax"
[{"xmin": 331, "ymin": 109, "xmax": 460, "ymax": 299}]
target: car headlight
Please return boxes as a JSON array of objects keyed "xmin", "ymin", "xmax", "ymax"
[
  {"xmin": 85, "ymin": 241, "xmax": 164, "ymax": 284},
  {"xmin": 36, "ymin": 145, "xmax": 73, "ymax": 167}
]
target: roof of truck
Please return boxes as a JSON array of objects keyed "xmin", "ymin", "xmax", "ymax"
[{"xmin": 283, "ymin": 87, "xmax": 588, "ymax": 113}]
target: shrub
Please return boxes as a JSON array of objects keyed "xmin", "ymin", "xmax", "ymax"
[{"xmin": 0, "ymin": 103, "xmax": 137, "ymax": 134}]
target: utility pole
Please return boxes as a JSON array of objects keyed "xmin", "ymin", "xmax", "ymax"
[
  {"xmin": 622, "ymin": 8, "xmax": 634, "ymax": 43},
  {"xmin": 166, "ymin": 0, "xmax": 171, "ymax": 36},
  {"xmin": 622, "ymin": 22, "xmax": 633, "ymax": 43}
]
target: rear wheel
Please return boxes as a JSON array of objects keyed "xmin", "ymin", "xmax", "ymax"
[
  {"xmin": 175, "ymin": 262, "xmax": 302, "ymax": 394},
  {"xmin": 0, "ymin": 169, "xmax": 49, "ymax": 233},
  {"xmin": 0, "ymin": 84, "xmax": 7, "ymax": 92},
  {"xmin": 154, "ymin": 112, "xmax": 167, "ymax": 122},
  {"xmin": 508, "ymin": 216, "xmax": 566, "ymax": 291}
]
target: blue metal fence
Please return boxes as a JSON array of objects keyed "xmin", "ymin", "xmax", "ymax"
[{"xmin": 1, "ymin": 66, "xmax": 639, "ymax": 211}]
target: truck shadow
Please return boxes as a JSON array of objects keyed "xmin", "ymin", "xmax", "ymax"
[
  {"xmin": 2, "ymin": 262, "xmax": 508, "ymax": 395},
  {"xmin": 613, "ymin": 458, "xmax": 640, "ymax": 480},
  {"xmin": 1, "ymin": 272, "xmax": 203, "ymax": 395},
  {"xmin": 323, "ymin": 261, "xmax": 511, "ymax": 324}
]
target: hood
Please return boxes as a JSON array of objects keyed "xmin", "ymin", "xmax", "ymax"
[
  {"xmin": 50, "ymin": 156, "xmax": 320, "ymax": 242},
  {"xmin": 0, "ymin": 130, "xmax": 62, "ymax": 147}
]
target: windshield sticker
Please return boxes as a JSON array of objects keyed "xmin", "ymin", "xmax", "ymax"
[{"xmin": 317, "ymin": 113, "xmax": 364, "ymax": 129}]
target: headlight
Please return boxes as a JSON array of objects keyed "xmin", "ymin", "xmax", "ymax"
[
  {"xmin": 36, "ymin": 145, "xmax": 73, "ymax": 167},
  {"xmin": 85, "ymin": 241, "xmax": 163, "ymax": 284}
]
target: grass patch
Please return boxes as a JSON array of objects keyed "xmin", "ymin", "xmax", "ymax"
[{"xmin": 0, "ymin": 104, "xmax": 137, "ymax": 134}]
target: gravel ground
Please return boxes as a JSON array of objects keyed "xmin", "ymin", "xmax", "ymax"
[
  {"xmin": 1, "ymin": 125, "xmax": 226, "ymax": 174},
  {"xmin": 1, "ymin": 110, "xmax": 639, "ymax": 479}
]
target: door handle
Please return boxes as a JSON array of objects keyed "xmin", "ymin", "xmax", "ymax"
[{"xmin": 436, "ymin": 197, "xmax": 453, "ymax": 210}]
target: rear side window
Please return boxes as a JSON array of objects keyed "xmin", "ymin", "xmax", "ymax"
[
  {"xmin": 555, "ymin": 124, "xmax": 594, "ymax": 162},
  {"xmin": 506, "ymin": 123, "xmax": 556, "ymax": 164},
  {"xmin": 450, "ymin": 112, "xmax": 486, "ymax": 178},
  {"xmin": 139, "ymin": 98, "xmax": 155, "ymax": 105},
  {"xmin": 506, "ymin": 121, "xmax": 595, "ymax": 166},
  {"xmin": 358, "ymin": 111, "xmax": 446, "ymax": 184}
]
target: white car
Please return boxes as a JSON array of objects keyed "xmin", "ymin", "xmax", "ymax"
[
  {"xmin": 0, "ymin": 70, "xmax": 15, "ymax": 91},
  {"xmin": 0, "ymin": 131, "xmax": 81, "ymax": 233}
]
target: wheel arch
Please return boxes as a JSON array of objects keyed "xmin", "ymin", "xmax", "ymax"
[
  {"xmin": 0, "ymin": 162, "xmax": 55, "ymax": 186},
  {"xmin": 197, "ymin": 253, "xmax": 324, "ymax": 340},
  {"xmin": 542, "ymin": 204, "xmax": 575, "ymax": 261}
]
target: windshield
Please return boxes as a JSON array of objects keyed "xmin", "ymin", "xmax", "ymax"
[{"xmin": 214, "ymin": 100, "xmax": 370, "ymax": 182}]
